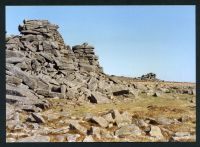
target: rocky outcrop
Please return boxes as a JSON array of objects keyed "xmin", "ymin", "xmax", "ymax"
[
  {"xmin": 137, "ymin": 73, "xmax": 158, "ymax": 81},
  {"xmin": 72, "ymin": 43, "xmax": 103, "ymax": 73},
  {"xmin": 6, "ymin": 19, "xmax": 144, "ymax": 108},
  {"xmin": 6, "ymin": 19, "xmax": 196, "ymax": 142},
  {"xmin": 6, "ymin": 20, "xmax": 195, "ymax": 106}
]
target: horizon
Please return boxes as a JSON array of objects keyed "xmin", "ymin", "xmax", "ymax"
[{"xmin": 6, "ymin": 6, "xmax": 196, "ymax": 82}]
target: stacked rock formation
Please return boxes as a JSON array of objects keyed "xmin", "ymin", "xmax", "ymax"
[
  {"xmin": 72, "ymin": 43, "xmax": 103, "ymax": 73},
  {"xmin": 137, "ymin": 73, "xmax": 158, "ymax": 81},
  {"xmin": 6, "ymin": 20, "xmax": 114, "ymax": 112}
]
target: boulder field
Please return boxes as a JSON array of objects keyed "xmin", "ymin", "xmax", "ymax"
[{"xmin": 6, "ymin": 20, "xmax": 196, "ymax": 142}]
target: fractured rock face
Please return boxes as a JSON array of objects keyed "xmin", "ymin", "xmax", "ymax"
[
  {"xmin": 6, "ymin": 20, "xmax": 110, "ymax": 106},
  {"xmin": 72, "ymin": 43, "xmax": 103, "ymax": 73}
]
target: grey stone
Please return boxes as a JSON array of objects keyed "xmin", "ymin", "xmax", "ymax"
[
  {"xmin": 36, "ymin": 80, "xmax": 49, "ymax": 90},
  {"xmin": 21, "ymin": 34, "xmax": 36, "ymax": 41},
  {"xmin": 17, "ymin": 135, "xmax": 50, "ymax": 142},
  {"xmin": 58, "ymin": 63, "xmax": 75, "ymax": 70},
  {"xmin": 88, "ymin": 126, "xmax": 101, "ymax": 139},
  {"xmin": 159, "ymin": 88, "xmax": 170, "ymax": 93},
  {"xmin": 110, "ymin": 109, "xmax": 132, "ymax": 127},
  {"xmin": 156, "ymin": 117, "xmax": 174, "ymax": 125},
  {"xmin": 136, "ymin": 119, "xmax": 149, "ymax": 127},
  {"xmin": 24, "ymin": 41, "xmax": 37, "ymax": 52},
  {"xmin": 135, "ymin": 83, "xmax": 148, "ymax": 91},
  {"xmin": 100, "ymin": 128, "xmax": 113, "ymax": 139},
  {"xmin": 31, "ymin": 113, "xmax": 45, "ymax": 123},
  {"xmin": 69, "ymin": 120, "xmax": 87, "ymax": 135},
  {"xmin": 43, "ymin": 41, "xmax": 53, "ymax": 50},
  {"xmin": 21, "ymin": 105, "xmax": 42, "ymax": 112},
  {"xmin": 7, "ymin": 37, "xmax": 20, "ymax": 44},
  {"xmin": 6, "ymin": 120, "xmax": 20, "ymax": 130},
  {"xmin": 39, "ymin": 52, "xmax": 54, "ymax": 62},
  {"xmin": 170, "ymin": 135, "xmax": 195, "ymax": 142},
  {"xmin": 6, "ymin": 57, "xmax": 25, "ymax": 64},
  {"xmin": 21, "ymin": 30, "xmax": 41, "ymax": 35},
  {"xmin": 35, "ymin": 53, "xmax": 46, "ymax": 63},
  {"xmin": 88, "ymin": 92, "xmax": 110, "ymax": 104},
  {"xmin": 174, "ymin": 132, "xmax": 191, "ymax": 137},
  {"xmin": 149, "ymin": 125, "xmax": 164, "ymax": 139},
  {"xmin": 6, "ymin": 70, "xmax": 15, "ymax": 76},
  {"xmin": 6, "ymin": 94, "xmax": 33, "ymax": 105},
  {"xmin": 51, "ymin": 41, "xmax": 59, "ymax": 49},
  {"xmin": 119, "ymin": 111, "xmax": 132, "ymax": 126},
  {"xmin": 6, "ymin": 75, "xmax": 22, "ymax": 85},
  {"xmin": 36, "ymin": 89, "xmax": 65, "ymax": 98},
  {"xmin": 113, "ymin": 90, "xmax": 129, "ymax": 96},
  {"xmin": 6, "ymin": 84, "xmax": 38, "ymax": 99},
  {"xmin": 6, "ymin": 138, "xmax": 16, "ymax": 142},
  {"xmin": 87, "ymin": 77, "xmax": 98, "ymax": 91},
  {"xmin": 15, "ymin": 61, "xmax": 29, "ymax": 70},
  {"xmin": 6, "ymin": 50, "xmax": 24, "ymax": 58},
  {"xmin": 61, "ymin": 84, "xmax": 67, "ymax": 95},
  {"xmin": 83, "ymin": 135, "xmax": 94, "ymax": 142},
  {"xmin": 178, "ymin": 116, "xmax": 191, "ymax": 122},
  {"xmin": 192, "ymin": 89, "xmax": 196, "ymax": 95},
  {"xmin": 54, "ymin": 135, "xmax": 66, "ymax": 142},
  {"xmin": 102, "ymin": 113, "xmax": 115, "ymax": 123},
  {"xmin": 79, "ymin": 63, "xmax": 95, "ymax": 72},
  {"xmin": 6, "ymin": 66, "xmax": 37, "ymax": 90},
  {"xmin": 66, "ymin": 88, "xmax": 77, "ymax": 99},
  {"xmin": 66, "ymin": 134, "xmax": 80, "ymax": 142},
  {"xmin": 6, "ymin": 103, "xmax": 15, "ymax": 120},
  {"xmin": 115, "ymin": 124, "xmax": 142, "ymax": 137},
  {"xmin": 90, "ymin": 116, "xmax": 108, "ymax": 128}
]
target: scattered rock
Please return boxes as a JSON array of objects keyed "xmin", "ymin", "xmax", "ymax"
[
  {"xmin": 66, "ymin": 134, "xmax": 80, "ymax": 142},
  {"xmin": 102, "ymin": 113, "xmax": 115, "ymax": 123},
  {"xmin": 135, "ymin": 119, "xmax": 149, "ymax": 128},
  {"xmin": 170, "ymin": 134, "xmax": 196, "ymax": 142},
  {"xmin": 174, "ymin": 132, "xmax": 191, "ymax": 137},
  {"xmin": 90, "ymin": 116, "xmax": 109, "ymax": 128},
  {"xmin": 115, "ymin": 124, "xmax": 142, "ymax": 137},
  {"xmin": 82, "ymin": 135, "xmax": 95, "ymax": 142},
  {"xmin": 31, "ymin": 113, "xmax": 45, "ymax": 123},
  {"xmin": 149, "ymin": 125, "xmax": 164, "ymax": 139},
  {"xmin": 17, "ymin": 135, "xmax": 50, "ymax": 142},
  {"xmin": 113, "ymin": 90, "xmax": 129, "ymax": 96},
  {"xmin": 177, "ymin": 116, "xmax": 191, "ymax": 123},
  {"xmin": 69, "ymin": 120, "xmax": 87, "ymax": 135},
  {"xmin": 88, "ymin": 126, "xmax": 101, "ymax": 139},
  {"xmin": 6, "ymin": 138, "xmax": 16, "ymax": 142},
  {"xmin": 54, "ymin": 135, "xmax": 66, "ymax": 142},
  {"xmin": 110, "ymin": 109, "xmax": 132, "ymax": 127},
  {"xmin": 88, "ymin": 92, "xmax": 110, "ymax": 104},
  {"xmin": 156, "ymin": 117, "xmax": 174, "ymax": 125}
]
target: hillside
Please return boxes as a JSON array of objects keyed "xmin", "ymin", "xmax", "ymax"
[{"xmin": 6, "ymin": 20, "xmax": 196, "ymax": 142}]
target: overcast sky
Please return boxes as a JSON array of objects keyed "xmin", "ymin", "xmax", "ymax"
[{"xmin": 6, "ymin": 6, "xmax": 195, "ymax": 82}]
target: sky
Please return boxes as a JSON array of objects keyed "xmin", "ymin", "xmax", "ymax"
[{"xmin": 6, "ymin": 6, "xmax": 195, "ymax": 82}]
